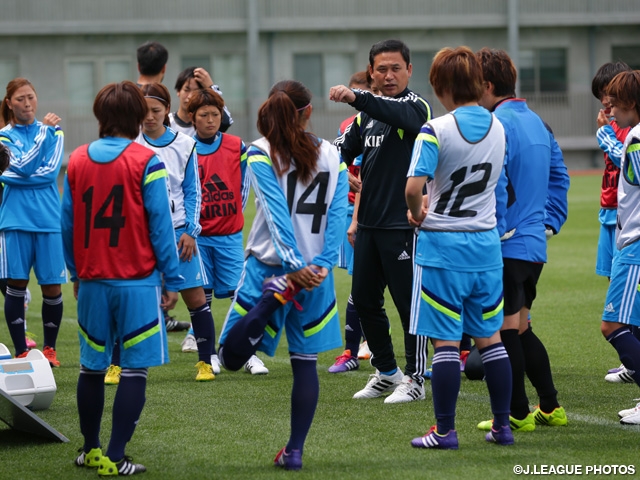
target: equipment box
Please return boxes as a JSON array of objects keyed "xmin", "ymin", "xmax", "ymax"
[{"xmin": 0, "ymin": 345, "xmax": 57, "ymax": 410}]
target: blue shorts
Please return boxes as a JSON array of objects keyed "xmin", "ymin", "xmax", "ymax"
[
  {"xmin": 337, "ymin": 213, "xmax": 354, "ymax": 275},
  {"xmin": 0, "ymin": 231, "xmax": 68, "ymax": 284},
  {"xmin": 219, "ymin": 255, "xmax": 342, "ymax": 356},
  {"xmin": 603, "ymin": 260, "xmax": 640, "ymax": 326},
  {"xmin": 77, "ymin": 281, "xmax": 169, "ymax": 370},
  {"xmin": 175, "ymin": 230, "xmax": 208, "ymax": 290},
  {"xmin": 596, "ymin": 223, "xmax": 617, "ymax": 277},
  {"xmin": 409, "ymin": 263, "xmax": 504, "ymax": 341},
  {"xmin": 198, "ymin": 232, "xmax": 243, "ymax": 298}
]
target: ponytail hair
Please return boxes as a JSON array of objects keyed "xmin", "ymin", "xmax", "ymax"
[
  {"xmin": 257, "ymin": 80, "xmax": 319, "ymax": 183},
  {"xmin": 140, "ymin": 82, "xmax": 171, "ymax": 126},
  {"xmin": 2, "ymin": 78, "xmax": 36, "ymax": 125}
]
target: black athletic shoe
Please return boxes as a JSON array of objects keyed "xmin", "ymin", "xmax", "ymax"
[
  {"xmin": 164, "ymin": 314, "xmax": 190, "ymax": 332},
  {"xmin": 98, "ymin": 455, "xmax": 146, "ymax": 476}
]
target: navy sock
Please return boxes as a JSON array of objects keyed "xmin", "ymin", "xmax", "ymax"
[
  {"xmin": 344, "ymin": 294, "xmax": 361, "ymax": 355},
  {"xmin": 287, "ymin": 353, "xmax": 319, "ymax": 453},
  {"xmin": 5, "ymin": 286, "xmax": 27, "ymax": 355},
  {"xmin": 77, "ymin": 366, "xmax": 106, "ymax": 451},
  {"xmin": 500, "ymin": 329, "xmax": 530, "ymax": 419},
  {"xmin": 106, "ymin": 368, "xmax": 147, "ymax": 461},
  {"xmin": 190, "ymin": 303, "xmax": 215, "ymax": 362},
  {"xmin": 111, "ymin": 341, "xmax": 121, "ymax": 366},
  {"xmin": 480, "ymin": 343, "xmax": 512, "ymax": 429},
  {"xmin": 204, "ymin": 288, "xmax": 213, "ymax": 310},
  {"xmin": 520, "ymin": 326, "xmax": 559, "ymax": 412},
  {"xmin": 219, "ymin": 293, "xmax": 282, "ymax": 371},
  {"xmin": 431, "ymin": 346, "xmax": 460, "ymax": 433},
  {"xmin": 460, "ymin": 333, "xmax": 472, "ymax": 352},
  {"xmin": 42, "ymin": 293, "xmax": 63, "ymax": 349},
  {"xmin": 632, "ymin": 326, "xmax": 640, "ymax": 343},
  {"xmin": 607, "ymin": 327, "xmax": 640, "ymax": 387}
]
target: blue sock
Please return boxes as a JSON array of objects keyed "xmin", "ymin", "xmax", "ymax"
[
  {"xmin": 190, "ymin": 304, "xmax": 215, "ymax": 362},
  {"xmin": 480, "ymin": 343, "xmax": 512, "ymax": 429},
  {"xmin": 5, "ymin": 286, "xmax": 27, "ymax": 355},
  {"xmin": 219, "ymin": 293, "xmax": 282, "ymax": 371},
  {"xmin": 344, "ymin": 294, "xmax": 362, "ymax": 355},
  {"xmin": 77, "ymin": 366, "xmax": 106, "ymax": 451},
  {"xmin": 42, "ymin": 293, "xmax": 63, "ymax": 349},
  {"xmin": 379, "ymin": 368, "xmax": 398, "ymax": 376},
  {"xmin": 607, "ymin": 327, "xmax": 640, "ymax": 386},
  {"xmin": 431, "ymin": 346, "xmax": 460, "ymax": 433},
  {"xmin": 106, "ymin": 368, "xmax": 147, "ymax": 461},
  {"xmin": 287, "ymin": 353, "xmax": 319, "ymax": 453}
]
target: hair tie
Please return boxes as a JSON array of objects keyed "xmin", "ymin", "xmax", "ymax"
[{"xmin": 297, "ymin": 103, "xmax": 310, "ymax": 111}]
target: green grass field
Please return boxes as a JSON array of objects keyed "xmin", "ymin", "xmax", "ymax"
[{"xmin": 0, "ymin": 173, "xmax": 637, "ymax": 479}]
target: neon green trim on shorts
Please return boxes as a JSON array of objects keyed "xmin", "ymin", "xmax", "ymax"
[
  {"xmin": 78, "ymin": 327, "xmax": 105, "ymax": 353},
  {"xmin": 233, "ymin": 302, "xmax": 248, "ymax": 317},
  {"xmin": 123, "ymin": 323, "xmax": 160, "ymax": 349},
  {"xmin": 421, "ymin": 290, "xmax": 461, "ymax": 321},
  {"xmin": 303, "ymin": 303, "xmax": 338, "ymax": 337},
  {"xmin": 482, "ymin": 299, "xmax": 504, "ymax": 320},
  {"xmin": 265, "ymin": 325, "xmax": 277, "ymax": 338}
]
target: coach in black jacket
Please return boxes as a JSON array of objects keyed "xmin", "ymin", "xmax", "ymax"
[{"xmin": 330, "ymin": 39, "xmax": 431, "ymax": 404}]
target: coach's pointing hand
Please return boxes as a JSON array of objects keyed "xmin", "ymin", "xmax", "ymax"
[{"xmin": 329, "ymin": 85, "xmax": 356, "ymax": 104}]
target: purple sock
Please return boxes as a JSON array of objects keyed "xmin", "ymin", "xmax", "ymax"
[
  {"xmin": 219, "ymin": 293, "xmax": 283, "ymax": 371},
  {"xmin": 111, "ymin": 341, "xmax": 121, "ymax": 366},
  {"xmin": 42, "ymin": 293, "xmax": 63, "ymax": 349},
  {"xmin": 287, "ymin": 353, "xmax": 319, "ymax": 453},
  {"xmin": 431, "ymin": 346, "xmax": 460, "ymax": 433},
  {"xmin": 5, "ymin": 285, "xmax": 27, "ymax": 355},
  {"xmin": 480, "ymin": 343, "xmax": 512, "ymax": 429},
  {"xmin": 106, "ymin": 368, "xmax": 147, "ymax": 461},
  {"xmin": 77, "ymin": 366, "xmax": 106, "ymax": 450},
  {"xmin": 190, "ymin": 303, "xmax": 215, "ymax": 362},
  {"xmin": 204, "ymin": 288, "xmax": 213, "ymax": 309},
  {"xmin": 607, "ymin": 327, "xmax": 640, "ymax": 386}
]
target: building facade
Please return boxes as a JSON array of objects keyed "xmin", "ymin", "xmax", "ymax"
[{"xmin": 1, "ymin": 0, "xmax": 639, "ymax": 168}]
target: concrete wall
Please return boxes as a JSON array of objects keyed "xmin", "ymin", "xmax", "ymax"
[{"xmin": 0, "ymin": 1, "xmax": 638, "ymax": 168}]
